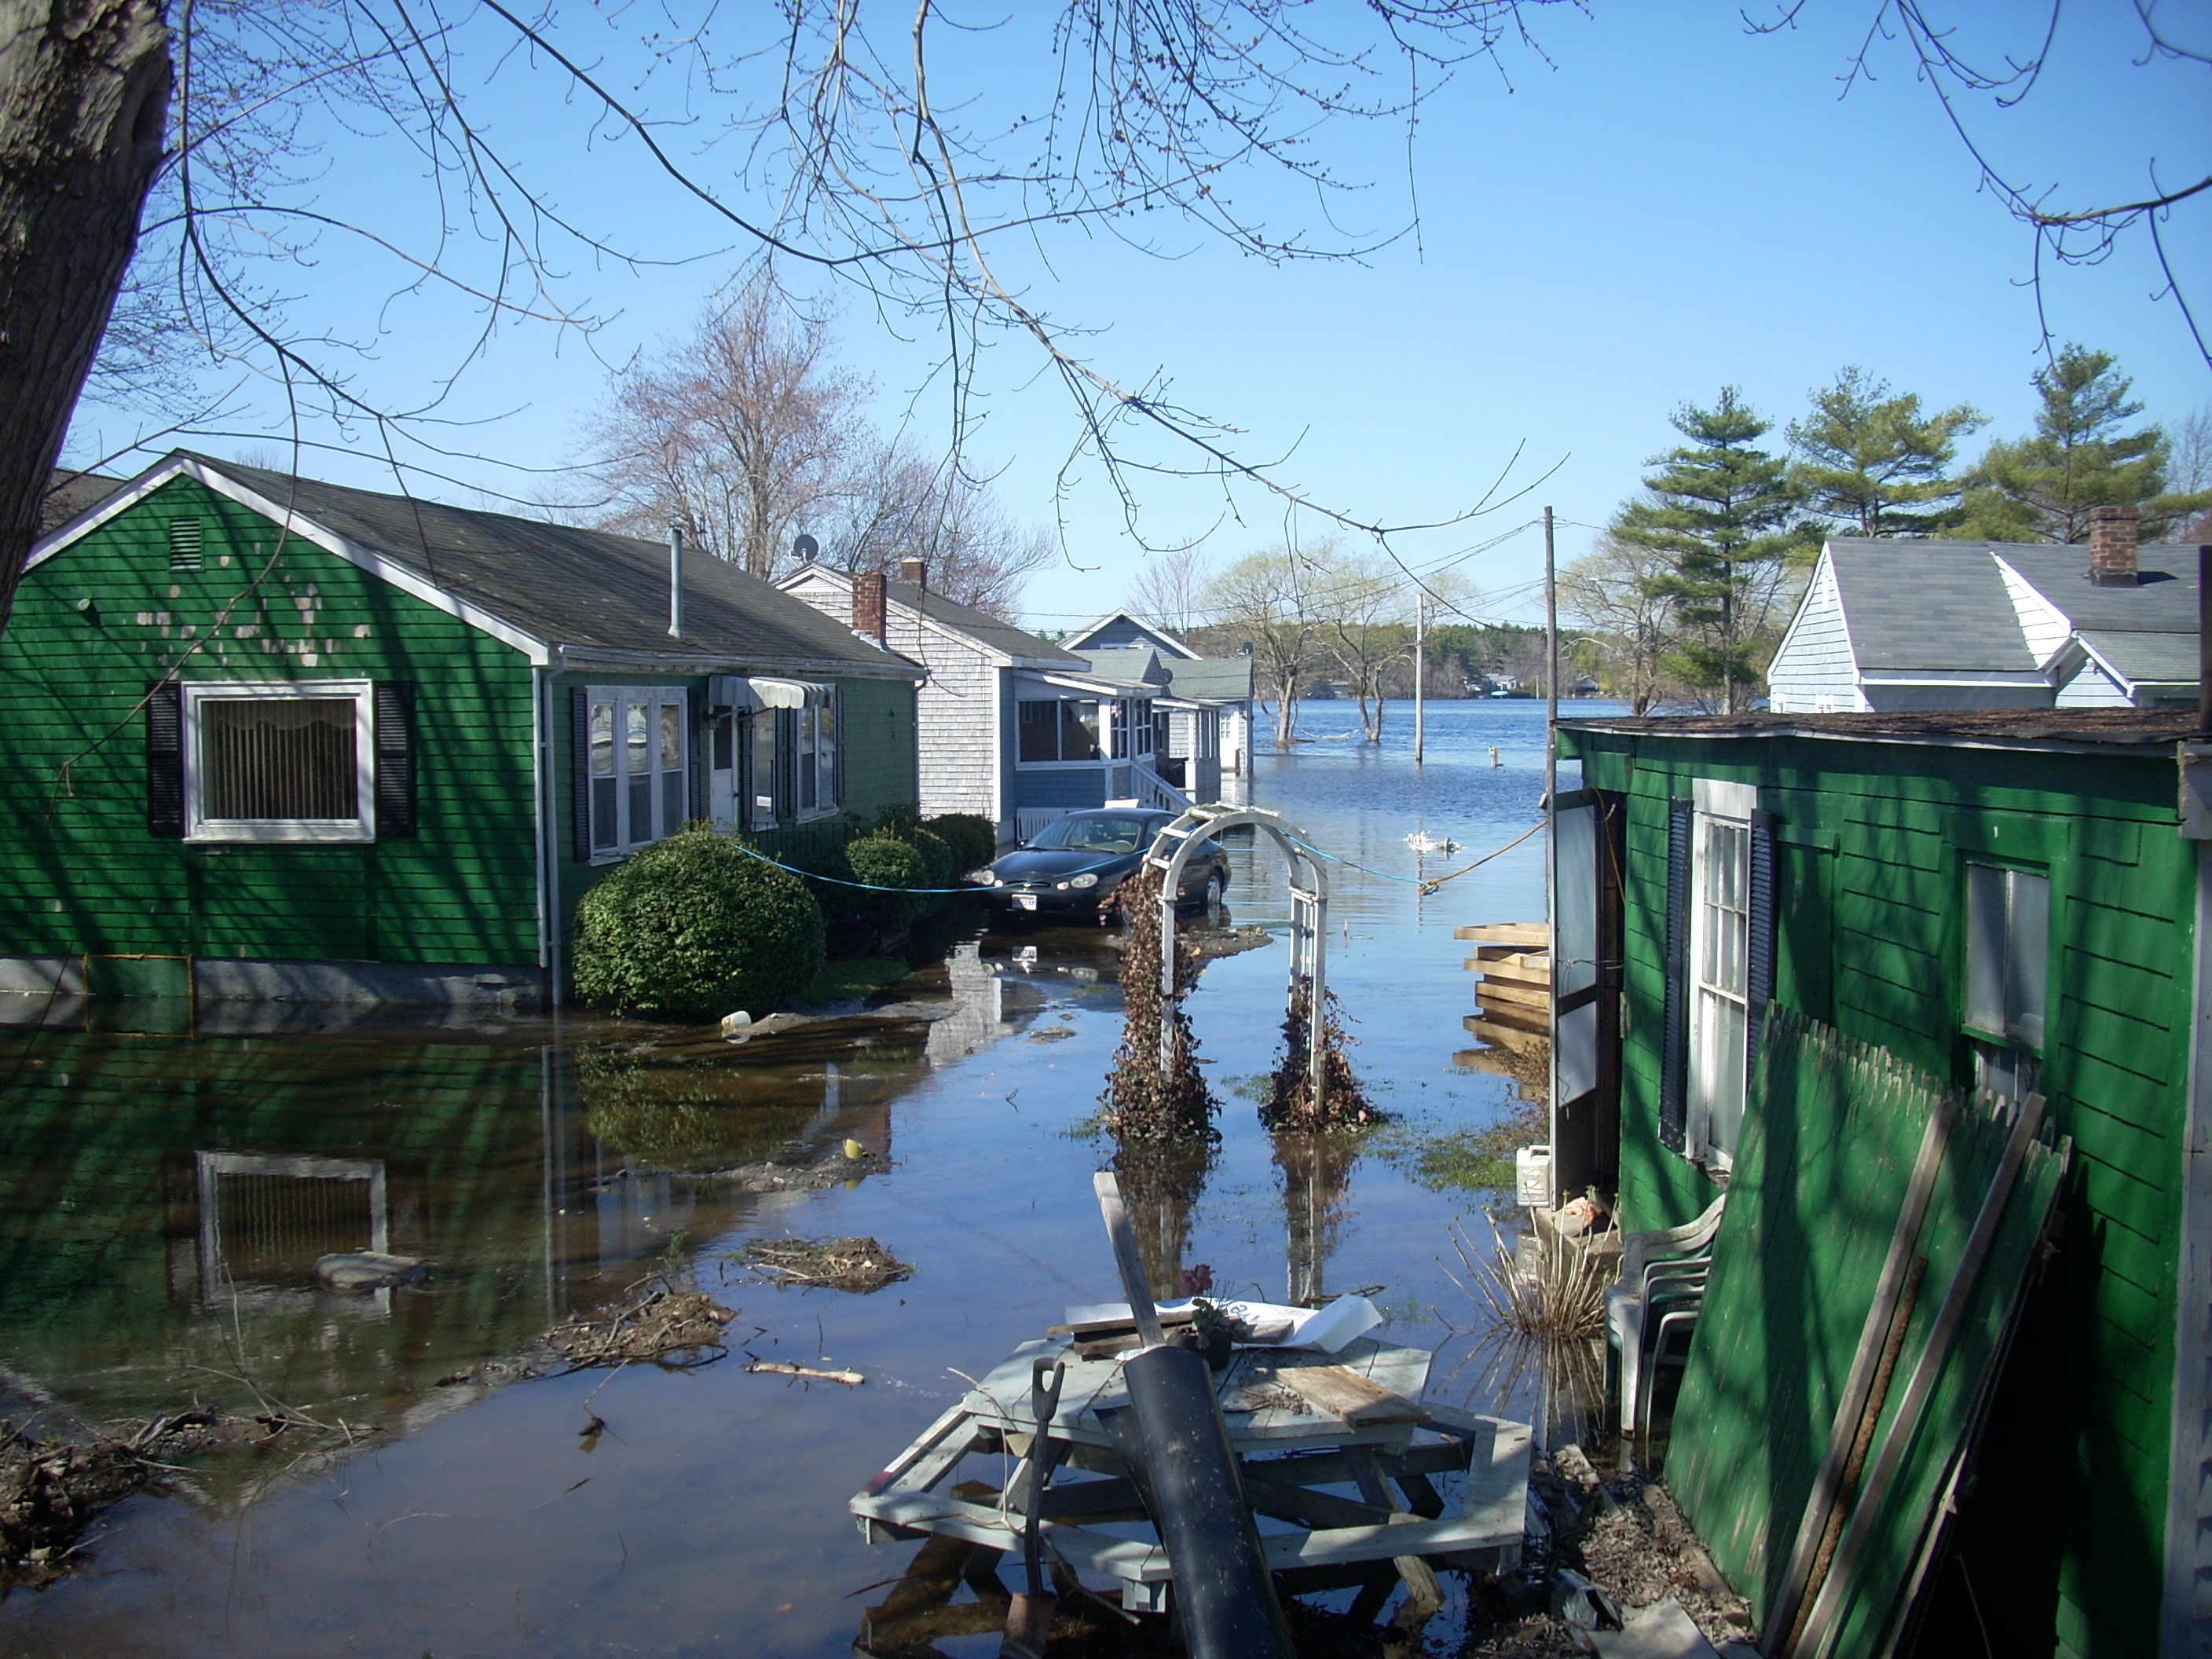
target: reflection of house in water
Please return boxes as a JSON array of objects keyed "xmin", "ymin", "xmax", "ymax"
[
  {"xmin": 924, "ymin": 941, "xmax": 1052, "ymax": 1068},
  {"xmin": 191, "ymin": 1152, "xmax": 390, "ymax": 1302}
]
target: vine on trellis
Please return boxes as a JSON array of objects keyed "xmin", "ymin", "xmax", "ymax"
[
  {"xmin": 1262, "ymin": 976, "xmax": 1381, "ymax": 1131},
  {"xmin": 1101, "ymin": 869, "xmax": 1218, "ymax": 1147}
]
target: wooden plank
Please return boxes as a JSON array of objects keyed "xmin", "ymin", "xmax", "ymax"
[
  {"xmin": 1474, "ymin": 979, "xmax": 1549, "ymax": 1012},
  {"xmin": 1452, "ymin": 1048, "xmax": 1522, "ymax": 1075},
  {"xmin": 1464, "ymin": 954, "xmax": 1551, "ymax": 985},
  {"xmin": 1466, "ymin": 999, "xmax": 1547, "ymax": 1035},
  {"xmin": 1453, "ymin": 922, "xmax": 1548, "ymax": 945},
  {"xmin": 1279, "ymin": 1365, "xmax": 1429, "ymax": 1426},
  {"xmin": 1462, "ymin": 1015, "xmax": 1547, "ymax": 1050}
]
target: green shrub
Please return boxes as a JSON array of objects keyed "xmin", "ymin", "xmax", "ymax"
[
  {"xmin": 844, "ymin": 833, "xmax": 929, "ymax": 931},
  {"xmin": 572, "ymin": 829, "xmax": 825, "ymax": 1020},
  {"xmin": 905, "ymin": 826, "xmax": 954, "ymax": 888},
  {"xmin": 927, "ymin": 813, "xmax": 999, "ymax": 877}
]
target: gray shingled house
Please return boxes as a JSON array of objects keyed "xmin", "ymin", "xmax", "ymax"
[
  {"xmin": 1767, "ymin": 506, "xmax": 2200, "ymax": 714},
  {"xmin": 780, "ymin": 562, "xmax": 1190, "ymax": 843},
  {"xmin": 1063, "ymin": 610, "xmax": 1254, "ymax": 782}
]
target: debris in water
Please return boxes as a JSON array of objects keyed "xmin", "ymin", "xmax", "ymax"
[
  {"xmin": 314, "ymin": 1251, "xmax": 426, "ymax": 1291},
  {"xmin": 745, "ymin": 1360, "xmax": 865, "ymax": 1386},
  {"xmin": 743, "ymin": 1236, "xmax": 911, "ymax": 1293},
  {"xmin": 543, "ymin": 1280, "xmax": 734, "ymax": 1368}
]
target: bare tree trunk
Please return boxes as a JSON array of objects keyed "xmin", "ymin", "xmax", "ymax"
[{"xmin": 0, "ymin": 0, "xmax": 170, "ymax": 630}]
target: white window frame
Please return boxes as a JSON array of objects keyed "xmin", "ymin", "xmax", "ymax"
[
  {"xmin": 183, "ymin": 679, "xmax": 375, "ymax": 844},
  {"xmin": 1688, "ymin": 777, "xmax": 1758, "ymax": 1168},
  {"xmin": 585, "ymin": 684, "xmax": 689, "ymax": 862},
  {"xmin": 794, "ymin": 685, "xmax": 842, "ymax": 821},
  {"xmin": 1016, "ymin": 697, "xmax": 1106, "ymax": 767}
]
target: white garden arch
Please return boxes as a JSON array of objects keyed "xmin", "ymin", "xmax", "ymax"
[{"xmin": 1144, "ymin": 804, "xmax": 1331, "ymax": 1116}]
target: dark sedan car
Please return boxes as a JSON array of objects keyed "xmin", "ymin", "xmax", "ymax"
[{"xmin": 983, "ymin": 809, "xmax": 1229, "ymax": 924}]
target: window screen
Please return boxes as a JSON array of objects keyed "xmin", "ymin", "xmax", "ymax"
[
  {"xmin": 1966, "ymin": 864, "xmax": 2049, "ymax": 1047},
  {"xmin": 202, "ymin": 698, "xmax": 357, "ymax": 820}
]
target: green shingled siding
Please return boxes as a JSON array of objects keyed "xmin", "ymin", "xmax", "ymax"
[
  {"xmin": 0, "ymin": 477, "xmax": 540, "ymax": 969},
  {"xmin": 1564, "ymin": 727, "xmax": 2187, "ymax": 1658}
]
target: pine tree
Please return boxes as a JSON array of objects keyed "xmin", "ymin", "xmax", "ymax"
[
  {"xmin": 1787, "ymin": 367, "xmax": 1983, "ymax": 537},
  {"xmin": 1957, "ymin": 345, "xmax": 2208, "ymax": 543},
  {"xmin": 1613, "ymin": 388, "xmax": 1803, "ymax": 713}
]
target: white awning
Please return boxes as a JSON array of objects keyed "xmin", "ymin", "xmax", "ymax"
[{"xmin": 746, "ymin": 676, "xmax": 815, "ymax": 709}]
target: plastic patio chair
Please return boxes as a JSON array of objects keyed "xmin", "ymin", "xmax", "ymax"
[{"xmin": 1606, "ymin": 1195, "xmax": 1727, "ymax": 1434}]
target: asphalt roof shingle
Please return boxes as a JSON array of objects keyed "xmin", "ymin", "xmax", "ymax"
[
  {"xmin": 1823, "ymin": 539, "xmax": 2035, "ymax": 673},
  {"xmin": 194, "ymin": 456, "xmax": 915, "ymax": 673}
]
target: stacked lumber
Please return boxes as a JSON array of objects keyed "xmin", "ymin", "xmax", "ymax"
[{"xmin": 1455, "ymin": 922, "xmax": 1550, "ymax": 1054}]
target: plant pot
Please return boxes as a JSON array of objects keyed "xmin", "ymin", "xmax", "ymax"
[{"xmin": 1174, "ymin": 1325, "xmax": 1234, "ymax": 1372}]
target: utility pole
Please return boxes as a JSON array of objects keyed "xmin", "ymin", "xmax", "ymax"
[
  {"xmin": 1544, "ymin": 505, "xmax": 1558, "ymax": 809},
  {"xmin": 1413, "ymin": 592, "xmax": 1426, "ymax": 767}
]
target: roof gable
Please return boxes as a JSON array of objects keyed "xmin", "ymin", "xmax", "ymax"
[
  {"xmin": 1064, "ymin": 610, "xmax": 1202, "ymax": 659},
  {"xmin": 782, "ymin": 562, "xmax": 1082, "ymax": 668},
  {"xmin": 31, "ymin": 455, "xmax": 917, "ymax": 676}
]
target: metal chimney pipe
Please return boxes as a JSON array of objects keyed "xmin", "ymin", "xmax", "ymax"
[
  {"xmin": 2199, "ymin": 544, "xmax": 2210, "ymax": 738},
  {"xmin": 668, "ymin": 524, "xmax": 685, "ymax": 640}
]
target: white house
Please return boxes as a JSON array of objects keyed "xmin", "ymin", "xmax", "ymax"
[
  {"xmin": 1767, "ymin": 507, "xmax": 2199, "ymax": 714},
  {"xmin": 780, "ymin": 563, "xmax": 1192, "ymax": 844},
  {"xmin": 1060, "ymin": 610, "xmax": 1255, "ymax": 782}
]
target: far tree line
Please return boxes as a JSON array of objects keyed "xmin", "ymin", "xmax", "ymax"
[{"xmin": 1566, "ymin": 347, "xmax": 2211, "ymax": 715}]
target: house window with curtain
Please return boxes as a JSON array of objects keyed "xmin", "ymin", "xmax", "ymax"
[
  {"xmin": 584, "ymin": 686, "xmax": 687, "ymax": 860},
  {"xmin": 182, "ymin": 682, "xmax": 376, "ymax": 842},
  {"xmin": 1965, "ymin": 862, "xmax": 2049, "ymax": 1107}
]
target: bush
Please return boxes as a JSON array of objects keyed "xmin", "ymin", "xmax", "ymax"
[
  {"xmin": 572, "ymin": 829, "xmax": 825, "ymax": 1021},
  {"xmin": 844, "ymin": 833, "xmax": 929, "ymax": 931},
  {"xmin": 905, "ymin": 826, "xmax": 954, "ymax": 888},
  {"xmin": 927, "ymin": 813, "xmax": 999, "ymax": 877}
]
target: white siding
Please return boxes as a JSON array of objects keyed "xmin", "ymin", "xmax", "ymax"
[
  {"xmin": 1766, "ymin": 555, "xmax": 1863, "ymax": 714},
  {"xmin": 784, "ymin": 573, "xmax": 1002, "ymax": 821},
  {"xmin": 1993, "ymin": 553, "xmax": 2075, "ymax": 666},
  {"xmin": 2056, "ymin": 655, "xmax": 2132, "ymax": 707}
]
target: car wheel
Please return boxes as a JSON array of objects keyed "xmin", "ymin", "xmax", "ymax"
[{"xmin": 1206, "ymin": 871, "xmax": 1226, "ymax": 910}]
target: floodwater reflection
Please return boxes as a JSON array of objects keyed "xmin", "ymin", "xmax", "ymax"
[{"xmin": 0, "ymin": 701, "xmax": 1572, "ymax": 1657}]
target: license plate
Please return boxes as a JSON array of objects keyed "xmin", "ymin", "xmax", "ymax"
[{"xmin": 1013, "ymin": 893, "xmax": 1038, "ymax": 910}]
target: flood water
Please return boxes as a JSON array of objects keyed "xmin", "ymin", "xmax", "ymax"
[{"xmin": 0, "ymin": 698, "xmax": 1606, "ymax": 1657}]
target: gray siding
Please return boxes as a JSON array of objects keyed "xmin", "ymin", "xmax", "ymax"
[
  {"xmin": 1767, "ymin": 555, "xmax": 1862, "ymax": 714},
  {"xmin": 786, "ymin": 572, "xmax": 1000, "ymax": 822},
  {"xmin": 2058, "ymin": 656, "xmax": 2133, "ymax": 708}
]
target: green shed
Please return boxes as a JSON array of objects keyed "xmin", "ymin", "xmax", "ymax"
[
  {"xmin": 1555, "ymin": 708, "xmax": 2212, "ymax": 1659},
  {"xmin": 0, "ymin": 454, "xmax": 922, "ymax": 1009}
]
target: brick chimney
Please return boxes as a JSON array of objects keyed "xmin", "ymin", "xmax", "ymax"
[
  {"xmin": 2090, "ymin": 504, "xmax": 2141, "ymax": 586},
  {"xmin": 898, "ymin": 556, "xmax": 927, "ymax": 590},
  {"xmin": 851, "ymin": 569, "xmax": 888, "ymax": 645}
]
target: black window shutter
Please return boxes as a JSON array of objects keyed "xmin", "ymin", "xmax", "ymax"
[
  {"xmin": 832, "ymin": 687, "xmax": 844, "ymax": 808},
  {"xmin": 145, "ymin": 682, "xmax": 184, "ymax": 838},
  {"xmin": 1659, "ymin": 797, "xmax": 1692, "ymax": 1153},
  {"xmin": 373, "ymin": 681, "xmax": 416, "ymax": 838},
  {"xmin": 1745, "ymin": 811, "xmax": 1778, "ymax": 1099},
  {"xmin": 687, "ymin": 686, "xmax": 705, "ymax": 824},
  {"xmin": 571, "ymin": 689, "xmax": 592, "ymax": 862}
]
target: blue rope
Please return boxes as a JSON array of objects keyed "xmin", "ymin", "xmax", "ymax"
[{"xmin": 727, "ymin": 837, "xmax": 1122, "ymax": 895}]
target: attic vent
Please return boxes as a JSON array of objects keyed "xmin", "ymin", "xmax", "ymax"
[{"xmin": 169, "ymin": 518, "xmax": 204, "ymax": 572}]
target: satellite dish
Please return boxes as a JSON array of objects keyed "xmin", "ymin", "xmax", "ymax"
[
  {"xmin": 1240, "ymin": 640, "xmax": 1254, "ymax": 657},
  {"xmin": 793, "ymin": 533, "xmax": 820, "ymax": 562}
]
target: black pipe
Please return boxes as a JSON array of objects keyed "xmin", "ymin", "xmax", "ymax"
[{"xmin": 1096, "ymin": 1343, "xmax": 1294, "ymax": 1659}]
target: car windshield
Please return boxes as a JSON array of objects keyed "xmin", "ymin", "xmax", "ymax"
[{"xmin": 1027, "ymin": 814, "xmax": 1159, "ymax": 854}]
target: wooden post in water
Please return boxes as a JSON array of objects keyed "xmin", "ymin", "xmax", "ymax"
[{"xmin": 1413, "ymin": 593, "xmax": 1426, "ymax": 767}]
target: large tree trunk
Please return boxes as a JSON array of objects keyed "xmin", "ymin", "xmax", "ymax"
[{"xmin": 0, "ymin": 0, "xmax": 171, "ymax": 630}]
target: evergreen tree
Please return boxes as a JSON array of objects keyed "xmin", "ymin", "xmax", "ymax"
[
  {"xmin": 1957, "ymin": 345, "xmax": 2208, "ymax": 542},
  {"xmin": 1787, "ymin": 366, "xmax": 1983, "ymax": 536},
  {"xmin": 1613, "ymin": 388, "xmax": 1803, "ymax": 713}
]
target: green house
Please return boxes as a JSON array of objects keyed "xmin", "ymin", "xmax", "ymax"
[
  {"xmin": 0, "ymin": 454, "xmax": 922, "ymax": 1009},
  {"xmin": 1552, "ymin": 707, "xmax": 2212, "ymax": 1657}
]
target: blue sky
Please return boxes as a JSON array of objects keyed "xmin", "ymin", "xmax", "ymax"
[{"xmin": 65, "ymin": 2, "xmax": 2210, "ymax": 629}]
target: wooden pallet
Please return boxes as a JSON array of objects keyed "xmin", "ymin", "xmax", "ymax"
[
  {"xmin": 851, "ymin": 1336, "xmax": 1529, "ymax": 1617},
  {"xmin": 1452, "ymin": 922, "xmax": 1550, "ymax": 947},
  {"xmin": 1463, "ymin": 1013, "xmax": 1547, "ymax": 1051}
]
